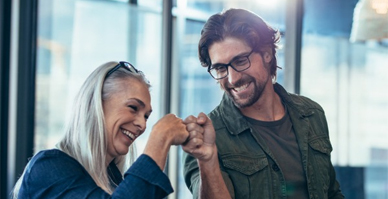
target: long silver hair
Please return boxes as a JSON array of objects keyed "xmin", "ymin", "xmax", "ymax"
[{"xmin": 13, "ymin": 61, "xmax": 151, "ymax": 197}]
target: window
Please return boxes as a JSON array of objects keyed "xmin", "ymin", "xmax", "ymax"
[
  {"xmin": 301, "ymin": 0, "xmax": 388, "ymax": 197},
  {"xmin": 11, "ymin": 1, "xmax": 384, "ymax": 199},
  {"xmin": 35, "ymin": 0, "xmax": 163, "ymax": 156}
]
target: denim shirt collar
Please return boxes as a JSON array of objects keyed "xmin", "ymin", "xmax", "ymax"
[
  {"xmin": 219, "ymin": 83, "xmax": 314, "ymax": 135},
  {"xmin": 108, "ymin": 161, "xmax": 123, "ymax": 188}
]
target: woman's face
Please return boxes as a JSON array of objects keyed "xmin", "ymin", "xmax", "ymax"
[{"xmin": 103, "ymin": 78, "xmax": 151, "ymax": 164}]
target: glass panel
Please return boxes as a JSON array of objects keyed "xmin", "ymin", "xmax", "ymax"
[
  {"xmin": 301, "ymin": 35, "xmax": 388, "ymax": 198},
  {"xmin": 301, "ymin": 0, "xmax": 388, "ymax": 198},
  {"xmin": 178, "ymin": 19, "xmax": 224, "ymax": 117},
  {"xmin": 138, "ymin": 0, "xmax": 162, "ymax": 8},
  {"xmin": 35, "ymin": 0, "xmax": 162, "ymax": 157},
  {"xmin": 177, "ymin": 19, "xmax": 219, "ymax": 198},
  {"xmin": 186, "ymin": 0, "xmax": 286, "ymax": 29}
]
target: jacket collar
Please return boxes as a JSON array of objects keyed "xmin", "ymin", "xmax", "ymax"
[
  {"xmin": 273, "ymin": 83, "xmax": 315, "ymax": 118},
  {"xmin": 219, "ymin": 83, "xmax": 314, "ymax": 135}
]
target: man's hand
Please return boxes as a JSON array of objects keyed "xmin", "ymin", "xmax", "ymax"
[
  {"xmin": 182, "ymin": 112, "xmax": 216, "ymax": 162},
  {"xmin": 181, "ymin": 112, "xmax": 232, "ymax": 199}
]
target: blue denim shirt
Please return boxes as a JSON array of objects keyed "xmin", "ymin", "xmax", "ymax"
[{"xmin": 18, "ymin": 149, "xmax": 173, "ymax": 198}]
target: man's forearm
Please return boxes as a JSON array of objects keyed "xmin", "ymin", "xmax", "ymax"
[{"xmin": 198, "ymin": 147, "xmax": 231, "ymax": 199}]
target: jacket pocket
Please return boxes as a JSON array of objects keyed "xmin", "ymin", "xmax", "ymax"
[
  {"xmin": 309, "ymin": 136, "xmax": 333, "ymax": 155},
  {"xmin": 221, "ymin": 153, "xmax": 268, "ymax": 175},
  {"xmin": 220, "ymin": 153, "xmax": 270, "ymax": 198},
  {"xmin": 308, "ymin": 136, "xmax": 333, "ymax": 197}
]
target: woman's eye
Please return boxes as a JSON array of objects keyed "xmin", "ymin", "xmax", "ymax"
[
  {"xmin": 128, "ymin": 105, "xmax": 138, "ymax": 111},
  {"xmin": 144, "ymin": 115, "xmax": 149, "ymax": 120}
]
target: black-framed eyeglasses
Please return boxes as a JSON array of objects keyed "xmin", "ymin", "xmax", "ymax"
[
  {"xmin": 207, "ymin": 50, "xmax": 254, "ymax": 80},
  {"xmin": 106, "ymin": 61, "xmax": 140, "ymax": 78}
]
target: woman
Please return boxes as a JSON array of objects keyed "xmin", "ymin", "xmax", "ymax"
[{"xmin": 13, "ymin": 61, "xmax": 192, "ymax": 198}]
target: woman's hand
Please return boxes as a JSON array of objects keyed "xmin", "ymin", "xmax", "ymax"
[
  {"xmin": 144, "ymin": 114, "xmax": 189, "ymax": 170},
  {"xmin": 151, "ymin": 113, "xmax": 189, "ymax": 145}
]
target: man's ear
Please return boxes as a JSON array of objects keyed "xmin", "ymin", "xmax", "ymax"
[
  {"xmin": 262, "ymin": 49, "xmax": 272, "ymax": 64},
  {"xmin": 263, "ymin": 51, "xmax": 272, "ymax": 63}
]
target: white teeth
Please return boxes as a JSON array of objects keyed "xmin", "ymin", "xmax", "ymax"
[
  {"xmin": 234, "ymin": 83, "xmax": 249, "ymax": 92},
  {"xmin": 122, "ymin": 129, "xmax": 136, "ymax": 140}
]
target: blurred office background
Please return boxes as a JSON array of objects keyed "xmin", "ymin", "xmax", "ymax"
[{"xmin": 1, "ymin": 0, "xmax": 387, "ymax": 198}]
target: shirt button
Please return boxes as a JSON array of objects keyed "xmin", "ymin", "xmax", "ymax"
[{"xmin": 272, "ymin": 164, "xmax": 280, "ymax": 172}]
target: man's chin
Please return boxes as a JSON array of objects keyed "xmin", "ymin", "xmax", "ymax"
[
  {"xmin": 233, "ymin": 100, "xmax": 252, "ymax": 108},
  {"xmin": 227, "ymin": 93, "xmax": 250, "ymax": 108}
]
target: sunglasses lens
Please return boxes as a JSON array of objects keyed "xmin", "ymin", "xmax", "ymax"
[
  {"xmin": 121, "ymin": 62, "xmax": 138, "ymax": 73},
  {"xmin": 106, "ymin": 61, "xmax": 141, "ymax": 79}
]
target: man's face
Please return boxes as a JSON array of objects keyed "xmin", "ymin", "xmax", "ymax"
[{"xmin": 208, "ymin": 37, "xmax": 272, "ymax": 108}]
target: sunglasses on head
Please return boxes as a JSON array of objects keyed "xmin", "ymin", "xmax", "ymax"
[{"xmin": 105, "ymin": 61, "xmax": 140, "ymax": 78}]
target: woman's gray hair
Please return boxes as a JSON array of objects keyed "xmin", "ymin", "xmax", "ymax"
[{"xmin": 13, "ymin": 61, "xmax": 151, "ymax": 197}]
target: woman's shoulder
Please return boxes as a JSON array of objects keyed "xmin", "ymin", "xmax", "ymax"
[
  {"xmin": 33, "ymin": 148, "xmax": 68, "ymax": 158},
  {"xmin": 26, "ymin": 149, "xmax": 86, "ymax": 176},
  {"xmin": 19, "ymin": 151, "xmax": 105, "ymax": 198},
  {"xmin": 28, "ymin": 149, "xmax": 73, "ymax": 166}
]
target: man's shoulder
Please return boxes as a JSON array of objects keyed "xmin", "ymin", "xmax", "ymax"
[
  {"xmin": 286, "ymin": 93, "xmax": 324, "ymax": 112},
  {"xmin": 274, "ymin": 83, "xmax": 324, "ymax": 111},
  {"xmin": 208, "ymin": 105, "xmax": 225, "ymax": 128},
  {"xmin": 208, "ymin": 105, "xmax": 224, "ymax": 130},
  {"xmin": 208, "ymin": 105, "xmax": 221, "ymax": 118}
]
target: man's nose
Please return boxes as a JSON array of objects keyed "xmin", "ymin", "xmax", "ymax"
[{"xmin": 227, "ymin": 66, "xmax": 242, "ymax": 85}]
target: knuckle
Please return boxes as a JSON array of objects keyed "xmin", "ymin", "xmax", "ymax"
[{"xmin": 192, "ymin": 138, "xmax": 198, "ymax": 144}]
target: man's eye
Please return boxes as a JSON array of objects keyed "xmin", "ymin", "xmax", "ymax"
[
  {"xmin": 232, "ymin": 57, "xmax": 248, "ymax": 66},
  {"xmin": 213, "ymin": 65, "xmax": 226, "ymax": 72}
]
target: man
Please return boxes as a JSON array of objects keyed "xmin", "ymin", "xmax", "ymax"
[{"xmin": 182, "ymin": 8, "xmax": 344, "ymax": 199}]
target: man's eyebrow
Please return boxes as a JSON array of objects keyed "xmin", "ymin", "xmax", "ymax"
[
  {"xmin": 232, "ymin": 51, "xmax": 252, "ymax": 58},
  {"xmin": 212, "ymin": 51, "xmax": 251, "ymax": 65}
]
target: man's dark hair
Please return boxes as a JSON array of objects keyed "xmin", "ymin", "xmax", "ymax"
[{"xmin": 198, "ymin": 8, "xmax": 280, "ymax": 76}]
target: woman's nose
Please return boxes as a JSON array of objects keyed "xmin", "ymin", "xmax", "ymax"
[{"xmin": 134, "ymin": 116, "xmax": 146, "ymax": 132}]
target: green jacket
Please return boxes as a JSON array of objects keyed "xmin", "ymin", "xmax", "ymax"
[{"xmin": 183, "ymin": 83, "xmax": 344, "ymax": 199}]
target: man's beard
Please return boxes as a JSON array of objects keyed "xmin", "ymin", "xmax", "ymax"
[{"xmin": 223, "ymin": 75, "xmax": 266, "ymax": 108}]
